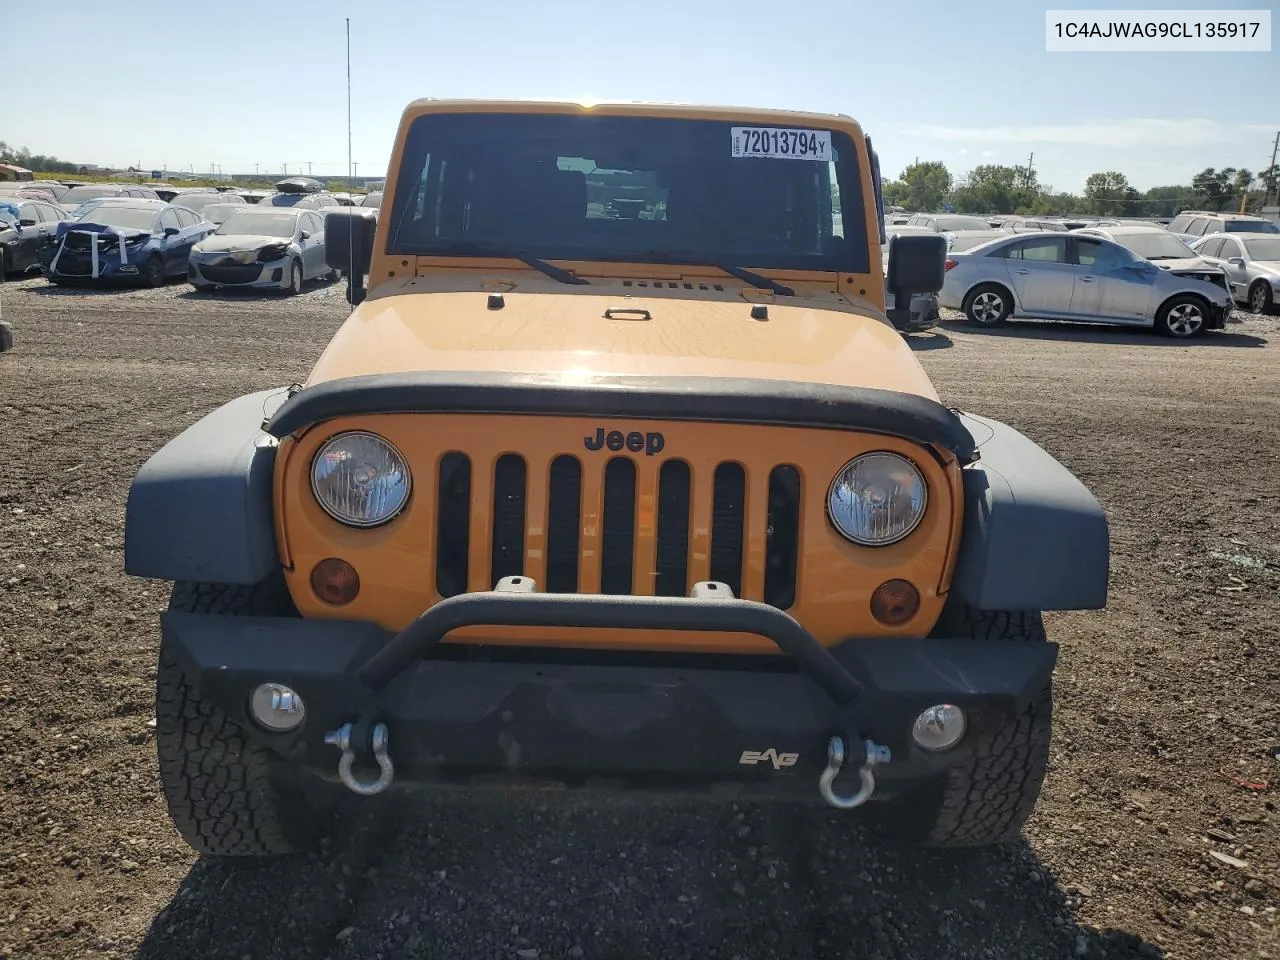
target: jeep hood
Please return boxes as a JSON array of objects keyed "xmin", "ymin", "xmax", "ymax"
[{"xmin": 305, "ymin": 280, "xmax": 939, "ymax": 401}]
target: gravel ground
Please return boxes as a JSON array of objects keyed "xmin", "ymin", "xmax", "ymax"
[{"xmin": 0, "ymin": 275, "xmax": 1278, "ymax": 960}]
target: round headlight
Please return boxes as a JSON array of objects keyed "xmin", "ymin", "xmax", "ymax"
[
  {"xmin": 827, "ymin": 452, "xmax": 927, "ymax": 546},
  {"xmin": 311, "ymin": 431, "xmax": 411, "ymax": 527}
]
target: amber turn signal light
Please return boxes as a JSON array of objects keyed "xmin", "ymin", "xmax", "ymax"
[
  {"xmin": 311, "ymin": 558, "xmax": 360, "ymax": 605},
  {"xmin": 870, "ymin": 579, "xmax": 920, "ymax": 625}
]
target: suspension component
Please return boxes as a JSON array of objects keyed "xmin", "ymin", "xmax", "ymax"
[{"xmin": 324, "ymin": 721, "xmax": 395, "ymax": 796}]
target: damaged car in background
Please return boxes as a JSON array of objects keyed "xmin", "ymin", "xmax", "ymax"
[
  {"xmin": 1073, "ymin": 224, "xmax": 1230, "ymax": 295},
  {"xmin": 1189, "ymin": 232, "xmax": 1280, "ymax": 316},
  {"xmin": 40, "ymin": 200, "xmax": 214, "ymax": 287},
  {"xmin": 187, "ymin": 207, "xmax": 336, "ymax": 295},
  {"xmin": 0, "ymin": 198, "xmax": 68, "ymax": 276},
  {"xmin": 940, "ymin": 232, "xmax": 1232, "ymax": 337}
]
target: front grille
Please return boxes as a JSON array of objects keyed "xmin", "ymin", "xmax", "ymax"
[
  {"xmin": 433, "ymin": 453, "xmax": 802, "ymax": 608},
  {"xmin": 198, "ymin": 263, "xmax": 262, "ymax": 284},
  {"xmin": 63, "ymin": 232, "xmax": 118, "ymax": 253},
  {"xmin": 54, "ymin": 257, "xmax": 93, "ymax": 276}
]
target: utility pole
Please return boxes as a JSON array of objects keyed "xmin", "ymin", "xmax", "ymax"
[
  {"xmin": 254, "ymin": 162, "xmax": 259, "ymax": 176},
  {"xmin": 1265, "ymin": 131, "xmax": 1280, "ymax": 208},
  {"xmin": 307, "ymin": 161, "xmax": 313, "ymax": 176}
]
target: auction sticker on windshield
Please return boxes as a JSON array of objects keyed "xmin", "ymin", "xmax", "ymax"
[{"xmin": 731, "ymin": 127, "xmax": 831, "ymax": 161}]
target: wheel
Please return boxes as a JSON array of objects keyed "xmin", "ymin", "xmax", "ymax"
[
  {"xmin": 891, "ymin": 603, "xmax": 1052, "ymax": 847},
  {"xmin": 143, "ymin": 255, "xmax": 166, "ymax": 288},
  {"xmin": 156, "ymin": 579, "xmax": 328, "ymax": 857},
  {"xmin": 962, "ymin": 283, "xmax": 1012, "ymax": 327},
  {"xmin": 284, "ymin": 259, "xmax": 303, "ymax": 296},
  {"xmin": 0, "ymin": 320, "xmax": 12, "ymax": 353},
  {"xmin": 1248, "ymin": 280, "xmax": 1276, "ymax": 315},
  {"xmin": 1155, "ymin": 294, "xmax": 1208, "ymax": 338}
]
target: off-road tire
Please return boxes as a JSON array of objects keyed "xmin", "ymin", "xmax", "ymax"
[
  {"xmin": 156, "ymin": 579, "xmax": 323, "ymax": 857},
  {"xmin": 0, "ymin": 320, "xmax": 12, "ymax": 353},
  {"xmin": 962, "ymin": 283, "xmax": 1013, "ymax": 327},
  {"xmin": 1248, "ymin": 280, "xmax": 1276, "ymax": 316},
  {"xmin": 1155, "ymin": 294, "xmax": 1209, "ymax": 338},
  {"xmin": 899, "ymin": 603, "xmax": 1052, "ymax": 847}
]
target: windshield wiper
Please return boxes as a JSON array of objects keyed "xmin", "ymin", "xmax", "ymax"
[
  {"xmin": 637, "ymin": 251, "xmax": 795, "ymax": 296},
  {"xmin": 713, "ymin": 264, "xmax": 795, "ymax": 296},
  {"xmin": 430, "ymin": 241, "xmax": 588, "ymax": 285}
]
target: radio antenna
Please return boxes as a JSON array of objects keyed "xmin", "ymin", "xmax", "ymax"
[{"xmin": 346, "ymin": 16, "xmax": 355, "ymax": 312}]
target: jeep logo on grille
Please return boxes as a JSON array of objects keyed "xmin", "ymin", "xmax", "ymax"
[{"xmin": 584, "ymin": 428, "xmax": 665, "ymax": 456}]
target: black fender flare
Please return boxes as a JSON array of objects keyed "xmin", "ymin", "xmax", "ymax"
[
  {"xmin": 950, "ymin": 413, "xmax": 1109, "ymax": 611},
  {"xmin": 124, "ymin": 389, "xmax": 289, "ymax": 585}
]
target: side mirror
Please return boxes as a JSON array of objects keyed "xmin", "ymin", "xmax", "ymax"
[
  {"xmin": 164, "ymin": 226, "xmax": 179, "ymax": 237},
  {"xmin": 324, "ymin": 208, "xmax": 378, "ymax": 305},
  {"xmin": 887, "ymin": 233, "xmax": 947, "ymax": 294},
  {"xmin": 1227, "ymin": 257, "xmax": 1245, "ymax": 266},
  {"xmin": 19, "ymin": 218, "xmax": 36, "ymax": 227},
  {"xmin": 884, "ymin": 233, "xmax": 946, "ymax": 330},
  {"xmin": 299, "ymin": 230, "xmax": 311, "ymax": 240}
]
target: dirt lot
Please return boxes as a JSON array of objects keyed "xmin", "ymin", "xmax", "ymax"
[{"xmin": 0, "ymin": 274, "xmax": 1278, "ymax": 960}]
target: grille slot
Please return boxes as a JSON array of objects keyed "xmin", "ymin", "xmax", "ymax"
[
  {"xmin": 654, "ymin": 460, "xmax": 692, "ymax": 596},
  {"xmin": 545, "ymin": 456, "xmax": 582, "ymax": 593},
  {"xmin": 489, "ymin": 454, "xmax": 526, "ymax": 587},
  {"xmin": 435, "ymin": 453, "xmax": 471, "ymax": 598},
  {"xmin": 600, "ymin": 457, "xmax": 637, "ymax": 594},
  {"xmin": 764, "ymin": 465, "xmax": 801, "ymax": 609},
  {"xmin": 709, "ymin": 462, "xmax": 746, "ymax": 597}
]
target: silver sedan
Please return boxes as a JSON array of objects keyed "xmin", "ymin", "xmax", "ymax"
[
  {"xmin": 1189, "ymin": 232, "xmax": 1280, "ymax": 315},
  {"xmin": 939, "ymin": 232, "xmax": 1233, "ymax": 338},
  {"xmin": 187, "ymin": 208, "xmax": 334, "ymax": 294}
]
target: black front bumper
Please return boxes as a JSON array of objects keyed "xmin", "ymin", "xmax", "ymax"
[{"xmin": 163, "ymin": 587, "xmax": 1056, "ymax": 801}]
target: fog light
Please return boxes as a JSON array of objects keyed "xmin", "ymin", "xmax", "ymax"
[
  {"xmin": 870, "ymin": 579, "xmax": 920, "ymax": 625},
  {"xmin": 912, "ymin": 704, "xmax": 966, "ymax": 752},
  {"xmin": 250, "ymin": 683, "xmax": 306, "ymax": 732},
  {"xmin": 311, "ymin": 558, "xmax": 360, "ymax": 605}
]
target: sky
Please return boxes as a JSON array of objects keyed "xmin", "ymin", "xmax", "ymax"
[{"xmin": 5, "ymin": 0, "xmax": 1278, "ymax": 194}]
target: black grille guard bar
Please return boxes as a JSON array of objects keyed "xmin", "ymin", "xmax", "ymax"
[{"xmin": 353, "ymin": 589, "xmax": 866, "ymax": 706}]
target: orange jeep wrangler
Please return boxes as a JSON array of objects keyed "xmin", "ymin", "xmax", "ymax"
[{"xmin": 124, "ymin": 99, "xmax": 1109, "ymax": 857}]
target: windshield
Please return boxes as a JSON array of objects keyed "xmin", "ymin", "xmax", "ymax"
[
  {"xmin": 178, "ymin": 194, "xmax": 232, "ymax": 212},
  {"xmin": 1225, "ymin": 220, "xmax": 1280, "ymax": 234},
  {"xmin": 201, "ymin": 203, "xmax": 244, "ymax": 225},
  {"xmin": 63, "ymin": 185, "xmax": 122, "ymax": 203},
  {"xmin": 1112, "ymin": 232, "xmax": 1196, "ymax": 260},
  {"xmin": 934, "ymin": 216, "xmax": 992, "ymax": 232},
  {"xmin": 949, "ymin": 233, "xmax": 1006, "ymax": 252},
  {"xmin": 386, "ymin": 112, "xmax": 869, "ymax": 274},
  {"xmin": 216, "ymin": 211, "xmax": 298, "ymax": 237},
  {"xmin": 78, "ymin": 206, "xmax": 158, "ymax": 230},
  {"xmin": 1243, "ymin": 237, "xmax": 1280, "ymax": 259}
]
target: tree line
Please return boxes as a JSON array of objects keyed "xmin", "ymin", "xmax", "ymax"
[
  {"xmin": 882, "ymin": 160, "xmax": 1280, "ymax": 218},
  {"xmin": 0, "ymin": 142, "xmax": 87, "ymax": 176}
]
